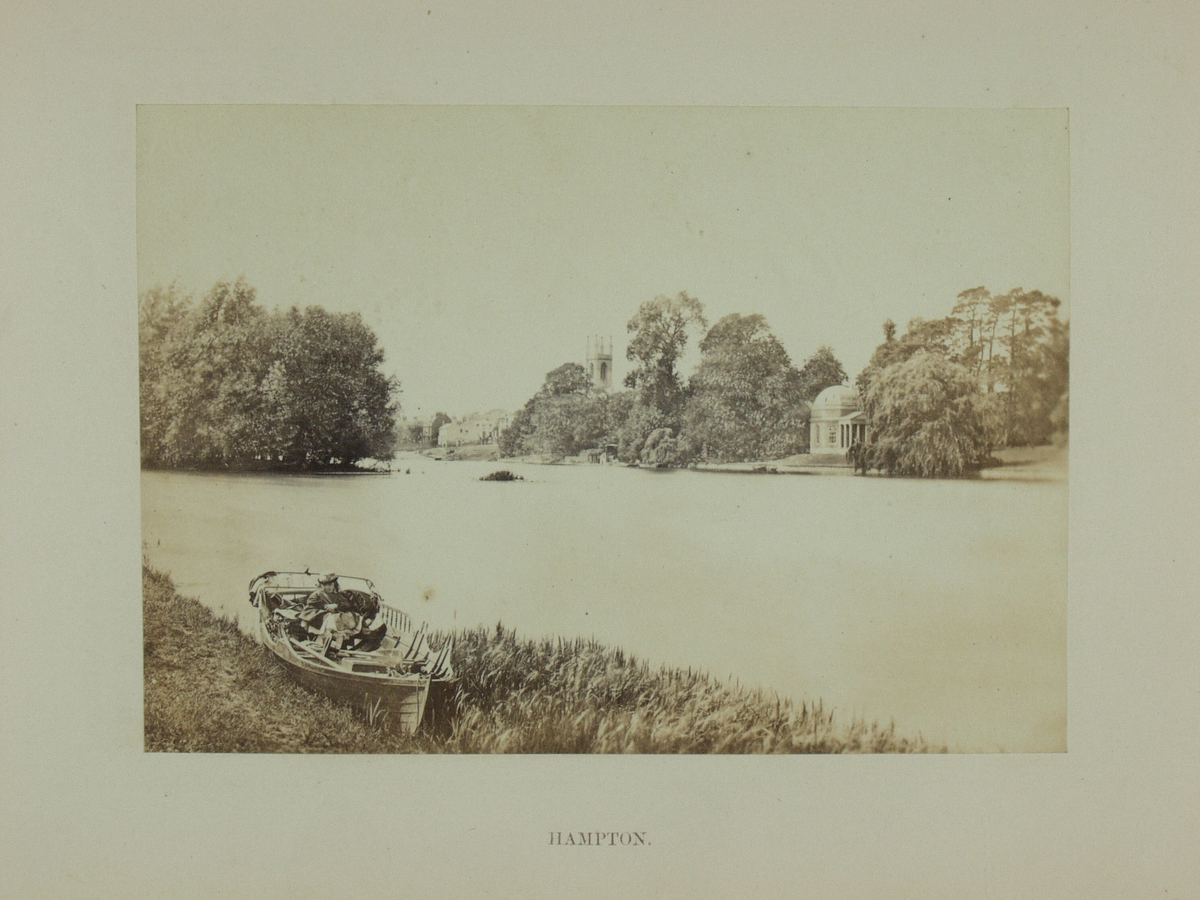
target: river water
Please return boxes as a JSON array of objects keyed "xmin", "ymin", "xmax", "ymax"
[{"xmin": 141, "ymin": 455, "xmax": 1067, "ymax": 752}]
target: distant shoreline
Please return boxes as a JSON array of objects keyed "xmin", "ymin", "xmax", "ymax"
[
  {"xmin": 139, "ymin": 442, "xmax": 1065, "ymax": 482},
  {"xmin": 407, "ymin": 442, "xmax": 1067, "ymax": 481},
  {"xmin": 140, "ymin": 460, "xmax": 393, "ymax": 475}
]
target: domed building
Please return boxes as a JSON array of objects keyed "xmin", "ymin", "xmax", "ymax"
[{"xmin": 810, "ymin": 384, "xmax": 866, "ymax": 455}]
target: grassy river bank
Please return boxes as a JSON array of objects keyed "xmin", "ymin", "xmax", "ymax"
[{"xmin": 144, "ymin": 565, "xmax": 943, "ymax": 753}]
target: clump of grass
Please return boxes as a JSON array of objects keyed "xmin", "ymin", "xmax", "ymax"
[
  {"xmin": 360, "ymin": 696, "xmax": 389, "ymax": 730},
  {"xmin": 144, "ymin": 566, "xmax": 941, "ymax": 753},
  {"xmin": 480, "ymin": 470, "xmax": 523, "ymax": 481},
  {"xmin": 430, "ymin": 623, "xmax": 941, "ymax": 753}
]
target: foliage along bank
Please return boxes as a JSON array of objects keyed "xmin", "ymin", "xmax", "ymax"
[
  {"xmin": 501, "ymin": 292, "xmax": 846, "ymax": 466},
  {"xmin": 139, "ymin": 279, "xmax": 399, "ymax": 470},
  {"xmin": 502, "ymin": 285, "xmax": 1068, "ymax": 478},
  {"xmin": 854, "ymin": 287, "xmax": 1068, "ymax": 477}
]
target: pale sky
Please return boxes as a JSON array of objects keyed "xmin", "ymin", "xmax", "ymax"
[{"xmin": 137, "ymin": 105, "xmax": 1068, "ymax": 418}]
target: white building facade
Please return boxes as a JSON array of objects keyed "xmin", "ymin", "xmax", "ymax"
[
  {"xmin": 437, "ymin": 409, "xmax": 512, "ymax": 447},
  {"xmin": 809, "ymin": 384, "xmax": 867, "ymax": 454}
]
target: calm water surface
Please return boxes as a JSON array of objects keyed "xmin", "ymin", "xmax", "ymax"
[{"xmin": 141, "ymin": 455, "xmax": 1067, "ymax": 752}]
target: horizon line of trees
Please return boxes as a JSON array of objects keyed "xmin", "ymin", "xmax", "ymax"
[
  {"xmin": 139, "ymin": 279, "xmax": 399, "ymax": 469},
  {"xmin": 139, "ymin": 277, "xmax": 1068, "ymax": 479},
  {"xmin": 502, "ymin": 285, "xmax": 1068, "ymax": 478},
  {"xmin": 501, "ymin": 292, "xmax": 849, "ymax": 466}
]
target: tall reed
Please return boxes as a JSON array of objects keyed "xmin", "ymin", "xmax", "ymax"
[
  {"xmin": 427, "ymin": 623, "xmax": 940, "ymax": 753},
  {"xmin": 145, "ymin": 565, "xmax": 941, "ymax": 754}
]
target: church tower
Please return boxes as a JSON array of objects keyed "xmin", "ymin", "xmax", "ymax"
[{"xmin": 586, "ymin": 335, "xmax": 613, "ymax": 390}]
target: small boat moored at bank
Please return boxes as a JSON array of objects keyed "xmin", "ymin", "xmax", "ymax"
[{"xmin": 249, "ymin": 570, "xmax": 454, "ymax": 733}]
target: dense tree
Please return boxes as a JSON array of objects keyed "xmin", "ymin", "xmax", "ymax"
[
  {"xmin": 949, "ymin": 286, "xmax": 991, "ymax": 376},
  {"xmin": 138, "ymin": 282, "xmax": 195, "ymax": 465},
  {"xmin": 796, "ymin": 345, "xmax": 848, "ymax": 402},
  {"xmin": 856, "ymin": 316, "xmax": 957, "ymax": 397},
  {"xmin": 527, "ymin": 392, "xmax": 609, "ymax": 460},
  {"xmin": 639, "ymin": 427, "xmax": 680, "ymax": 468},
  {"xmin": 138, "ymin": 280, "xmax": 399, "ymax": 469},
  {"xmin": 1008, "ymin": 316, "xmax": 1069, "ymax": 446},
  {"xmin": 860, "ymin": 351, "xmax": 994, "ymax": 478},
  {"xmin": 992, "ymin": 290, "xmax": 1065, "ymax": 444},
  {"xmin": 259, "ymin": 306, "xmax": 398, "ymax": 466},
  {"xmin": 624, "ymin": 292, "xmax": 707, "ymax": 418},
  {"xmin": 141, "ymin": 278, "xmax": 274, "ymax": 466},
  {"xmin": 857, "ymin": 287, "xmax": 1067, "ymax": 446},
  {"xmin": 499, "ymin": 362, "xmax": 612, "ymax": 460},
  {"xmin": 614, "ymin": 397, "xmax": 669, "ymax": 463},
  {"xmin": 498, "ymin": 406, "xmax": 533, "ymax": 457},
  {"xmin": 680, "ymin": 313, "xmax": 809, "ymax": 462},
  {"xmin": 539, "ymin": 362, "xmax": 593, "ymax": 398},
  {"xmin": 190, "ymin": 280, "xmax": 276, "ymax": 462}
]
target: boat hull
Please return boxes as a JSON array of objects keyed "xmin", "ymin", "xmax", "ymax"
[
  {"xmin": 249, "ymin": 572, "xmax": 450, "ymax": 734},
  {"xmin": 277, "ymin": 644, "xmax": 428, "ymax": 731},
  {"xmin": 259, "ymin": 624, "xmax": 432, "ymax": 733}
]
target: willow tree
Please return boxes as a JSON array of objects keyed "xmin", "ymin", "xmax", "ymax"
[{"xmin": 860, "ymin": 350, "xmax": 994, "ymax": 478}]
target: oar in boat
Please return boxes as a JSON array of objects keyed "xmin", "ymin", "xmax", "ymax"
[
  {"xmin": 292, "ymin": 638, "xmax": 343, "ymax": 669},
  {"xmin": 403, "ymin": 622, "xmax": 428, "ymax": 661},
  {"xmin": 428, "ymin": 638, "xmax": 454, "ymax": 679}
]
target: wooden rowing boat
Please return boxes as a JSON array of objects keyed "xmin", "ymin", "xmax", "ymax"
[{"xmin": 248, "ymin": 571, "xmax": 455, "ymax": 733}]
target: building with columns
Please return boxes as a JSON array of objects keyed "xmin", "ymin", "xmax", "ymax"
[{"xmin": 809, "ymin": 384, "xmax": 866, "ymax": 454}]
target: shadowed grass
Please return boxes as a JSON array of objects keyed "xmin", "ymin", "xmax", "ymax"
[
  {"xmin": 144, "ymin": 565, "xmax": 942, "ymax": 753},
  {"xmin": 143, "ymin": 564, "xmax": 437, "ymax": 753}
]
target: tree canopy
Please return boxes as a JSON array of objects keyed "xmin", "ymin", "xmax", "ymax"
[
  {"xmin": 139, "ymin": 279, "xmax": 399, "ymax": 469},
  {"xmin": 623, "ymin": 291, "xmax": 707, "ymax": 418},
  {"xmin": 857, "ymin": 287, "xmax": 1067, "ymax": 447},
  {"xmin": 859, "ymin": 350, "xmax": 994, "ymax": 478},
  {"xmin": 261, "ymin": 306, "xmax": 398, "ymax": 466},
  {"xmin": 497, "ymin": 282, "xmax": 1063, "ymax": 473},
  {"xmin": 539, "ymin": 362, "xmax": 594, "ymax": 398},
  {"xmin": 681, "ymin": 313, "xmax": 809, "ymax": 462},
  {"xmin": 796, "ymin": 345, "xmax": 848, "ymax": 402},
  {"xmin": 499, "ymin": 362, "xmax": 614, "ymax": 461}
]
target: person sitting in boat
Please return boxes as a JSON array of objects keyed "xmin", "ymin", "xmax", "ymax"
[
  {"xmin": 330, "ymin": 585, "xmax": 388, "ymax": 651},
  {"xmin": 309, "ymin": 572, "xmax": 341, "ymax": 604},
  {"xmin": 299, "ymin": 573, "xmax": 387, "ymax": 651},
  {"xmin": 298, "ymin": 573, "xmax": 341, "ymax": 630}
]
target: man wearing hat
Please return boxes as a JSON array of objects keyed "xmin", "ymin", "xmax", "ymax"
[
  {"xmin": 299, "ymin": 573, "xmax": 341, "ymax": 633},
  {"xmin": 299, "ymin": 574, "xmax": 387, "ymax": 652},
  {"xmin": 311, "ymin": 572, "xmax": 340, "ymax": 601}
]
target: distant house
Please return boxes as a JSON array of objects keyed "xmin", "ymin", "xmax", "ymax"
[
  {"xmin": 437, "ymin": 409, "xmax": 512, "ymax": 447},
  {"xmin": 400, "ymin": 416, "xmax": 436, "ymax": 444},
  {"xmin": 809, "ymin": 385, "xmax": 866, "ymax": 454}
]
